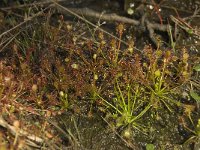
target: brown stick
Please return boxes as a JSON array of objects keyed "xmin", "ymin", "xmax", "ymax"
[
  {"xmin": 62, "ymin": 7, "xmax": 140, "ymax": 26},
  {"xmin": 52, "ymin": 0, "xmax": 170, "ymax": 48},
  {"xmin": 0, "ymin": 116, "xmax": 44, "ymax": 144}
]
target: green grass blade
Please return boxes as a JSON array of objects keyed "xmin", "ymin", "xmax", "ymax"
[
  {"xmin": 98, "ymin": 95, "xmax": 122, "ymax": 115},
  {"xmin": 130, "ymin": 103, "xmax": 151, "ymax": 122},
  {"xmin": 190, "ymin": 90, "xmax": 200, "ymax": 102}
]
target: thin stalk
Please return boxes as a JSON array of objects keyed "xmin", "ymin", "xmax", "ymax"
[
  {"xmin": 160, "ymin": 99, "xmax": 172, "ymax": 112},
  {"xmin": 130, "ymin": 103, "xmax": 151, "ymax": 123},
  {"xmin": 162, "ymin": 95, "xmax": 183, "ymax": 106},
  {"xmin": 98, "ymin": 95, "xmax": 122, "ymax": 115},
  {"xmin": 158, "ymin": 60, "xmax": 166, "ymax": 91},
  {"xmin": 131, "ymin": 86, "xmax": 139, "ymax": 115},
  {"xmin": 127, "ymin": 84, "xmax": 131, "ymax": 115},
  {"xmin": 168, "ymin": 25, "xmax": 176, "ymax": 52},
  {"xmin": 114, "ymin": 33, "xmax": 122, "ymax": 64},
  {"xmin": 116, "ymin": 80, "xmax": 127, "ymax": 112}
]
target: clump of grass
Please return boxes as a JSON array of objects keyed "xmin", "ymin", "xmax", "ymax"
[{"xmin": 98, "ymin": 79, "xmax": 151, "ymax": 132}]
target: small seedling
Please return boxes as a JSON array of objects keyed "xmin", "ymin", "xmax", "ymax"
[{"xmin": 59, "ymin": 91, "xmax": 69, "ymax": 109}]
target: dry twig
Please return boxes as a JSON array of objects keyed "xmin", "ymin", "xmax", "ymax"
[
  {"xmin": 0, "ymin": 4, "xmax": 53, "ymax": 39},
  {"xmin": 0, "ymin": 116, "xmax": 44, "ymax": 147},
  {"xmin": 52, "ymin": 0, "xmax": 168, "ymax": 47}
]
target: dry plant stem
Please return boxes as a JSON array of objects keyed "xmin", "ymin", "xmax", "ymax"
[
  {"xmin": 0, "ymin": 116, "xmax": 44, "ymax": 144},
  {"xmin": 65, "ymin": 7, "xmax": 140, "ymax": 26},
  {"xmin": 0, "ymin": 23, "xmax": 35, "ymax": 52},
  {"xmin": 49, "ymin": 119, "xmax": 80, "ymax": 148},
  {"xmin": 0, "ymin": 32, "xmax": 21, "ymax": 52},
  {"xmin": 146, "ymin": 19, "xmax": 168, "ymax": 46},
  {"xmin": 0, "ymin": 4, "xmax": 53, "ymax": 39},
  {"xmin": 170, "ymin": 7, "xmax": 200, "ymax": 37}
]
